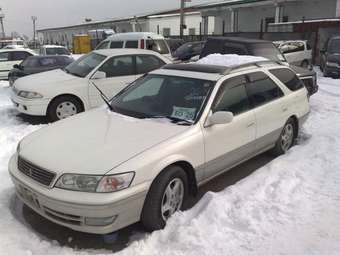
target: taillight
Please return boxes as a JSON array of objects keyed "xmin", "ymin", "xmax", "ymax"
[{"xmin": 141, "ymin": 39, "xmax": 145, "ymax": 49}]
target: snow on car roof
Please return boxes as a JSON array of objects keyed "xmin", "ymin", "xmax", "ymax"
[
  {"xmin": 42, "ymin": 45, "xmax": 67, "ymax": 48},
  {"xmin": 196, "ymin": 54, "xmax": 268, "ymax": 67}
]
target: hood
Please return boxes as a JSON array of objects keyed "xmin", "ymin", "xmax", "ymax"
[
  {"xmin": 290, "ymin": 64, "xmax": 315, "ymax": 77},
  {"xmin": 13, "ymin": 69, "xmax": 81, "ymax": 91},
  {"xmin": 20, "ymin": 108, "xmax": 189, "ymax": 175}
]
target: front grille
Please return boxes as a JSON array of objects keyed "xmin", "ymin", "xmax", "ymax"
[{"xmin": 18, "ymin": 156, "xmax": 56, "ymax": 186}]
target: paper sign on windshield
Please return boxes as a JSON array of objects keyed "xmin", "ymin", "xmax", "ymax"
[{"xmin": 171, "ymin": 106, "xmax": 196, "ymax": 121}]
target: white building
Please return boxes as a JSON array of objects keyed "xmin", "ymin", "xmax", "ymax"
[{"xmin": 37, "ymin": 0, "xmax": 340, "ymax": 47}]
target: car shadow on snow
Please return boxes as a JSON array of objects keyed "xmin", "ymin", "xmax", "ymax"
[{"xmin": 9, "ymin": 152, "xmax": 274, "ymax": 253}]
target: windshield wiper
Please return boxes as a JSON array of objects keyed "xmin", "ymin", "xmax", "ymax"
[
  {"xmin": 148, "ymin": 115, "xmax": 194, "ymax": 125},
  {"xmin": 89, "ymin": 81, "xmax": 114, "ymax": 111}
]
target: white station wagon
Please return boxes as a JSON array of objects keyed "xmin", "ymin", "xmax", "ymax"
[
  {"xmin": 10, "ymin": 49, "xmax": 171, "ymax": 121},
  {"xmin": 9, "ymin": 57, "xmax": 310, "ymax": 234}
]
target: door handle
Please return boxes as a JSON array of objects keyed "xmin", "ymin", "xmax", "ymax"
[
  {"xmin": 282, "ymin": 107, "xmax": 288, "ymax": 112},
  {"xmin": 247, "ymin": 122, "xmax": 255, "ymax": 128}
]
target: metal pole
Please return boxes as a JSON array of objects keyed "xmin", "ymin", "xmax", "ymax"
[
  {"xmin": 32, "ymin": 16, "xmax": 37, "ymax": 48},
  {"xmin": 180, "ymin": 0, "xmax": 185, "ymax": 38}
]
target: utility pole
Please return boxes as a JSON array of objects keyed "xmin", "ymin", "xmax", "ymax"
[
  {"xmin": 0, "ymin": 8, "xmax": 5, "ymax": 39},
  {"xmin": 179, "ymin": 0, "xmax": 191, "ymax": 39},
  {"xmin": 31, "ymin": 16, "xmax": 37, "ymax": 48}
]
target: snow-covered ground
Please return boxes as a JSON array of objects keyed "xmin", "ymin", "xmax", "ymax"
[{"xmin": 0, "ymin": 71, "xmax": 340, "ymax": 255}]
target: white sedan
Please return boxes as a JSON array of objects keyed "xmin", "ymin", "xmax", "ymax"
[
  {"xmin": 274, "ymin": 40, "xmax": 312, "ymax": 68},
  {"xmin": 10, "ymin": 49, "xmax": 171, "ymax": 121},
  {"xmin": 0, "ymin": 49, "xmax": 36, "ymax": 80},
  {"xmin": 9, "ymin": 56, "xmax": 310, "ymax": 234}
]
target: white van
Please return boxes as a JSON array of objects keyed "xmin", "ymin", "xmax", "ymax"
[{"xmin": 96, "ymin": 32, "xmax": 172, "ymax": 60}]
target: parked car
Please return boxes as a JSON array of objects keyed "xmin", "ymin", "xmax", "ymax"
[
  {"xmin": 39, "ymin": 45, "xmax": 71, "ymax": 56},
  {"xmin": 11, "ymin": 49, "xmax": 171, "ymax": 121},
  {"xmin": 274, "ymin": 40, "xmax": 312, "ymax": 68},
  {"xmin": 96, "ymin": 32, "xmax": 172, "ymax": 60},
  {"xmin": 320, "ymin": 36, "xmax": 340, "ymax": 77},
  {"xmin": 200, "ymin": 37, "xmax": 318, "ymax": 95},
  {"xmin": 9, "ymin": 57, "xmax": 310, "ymax": 234},
  {"xmin": 173, "ymin": 41, "xmax": 205, "ymax": 61},
  {"xmin": 165, "ymin": 38, "xmax": 185, "ymax": 52},
  {"xmin": 8, "ymin": 55, "xmax": 74, "ymax": 86},
  {"xmin": 0, "ymin": 49, "xmax": 36, "ymax": 80}
]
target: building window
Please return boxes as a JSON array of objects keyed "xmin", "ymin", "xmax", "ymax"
[
  {"xmin": 163, "ymin": 28, "xmax": 171, "ymax": 37},
  {"xmin": 189, "ymin": 28, "xmax": 196, "ymax": 35}
]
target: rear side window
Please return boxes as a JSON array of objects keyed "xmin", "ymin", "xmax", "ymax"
[
  {"xmin": 269, "ymin": 68, "xmax": 304, "ymax": 91},
  {"xmin": 212, "ymin": 75, "xmax": 250, "ymax": 115},
  {"xmin": 125, "ymin": 41, "xmax": 139, "ymax": 48},
  {"xmin": 136, "ymin": 55, "xmax": 165, "ymax": 74},
  {"xmin": 222, "ymin": 43, "xmax": 247, "ymax": 55},
  {"xmin": 246, "ymin": 72, "xmax": 284, "ymax": 107},
  {"xmin": 110, "ymin": 41, "xmax": 124, "ymax": 49},
  {"xmin": 39, "ymin": 57, "xmax": 58, "ymax": 66}
]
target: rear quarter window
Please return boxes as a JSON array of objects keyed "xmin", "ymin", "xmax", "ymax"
[{"xmin": 269, "ymin": 68, "xmax": 304, "ymax": 92}]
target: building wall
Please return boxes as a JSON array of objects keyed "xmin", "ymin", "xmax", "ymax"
[{"xmin": 147, "ymin": 13, "xmax": 214, "ymax": 36}]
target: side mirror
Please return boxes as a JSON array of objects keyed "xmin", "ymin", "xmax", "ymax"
[
  {"xmin": 92, "ymin": 71, "xmax": 106, "ymax": 80},
  {"xmin": 13, "ymin": 64, "xmax": 20, "ymax": 69},
  {"xmin": 205, "ymin": 111, "xmax": 234, "ymax": 127}
]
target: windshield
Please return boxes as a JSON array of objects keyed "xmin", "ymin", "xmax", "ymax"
[
  {"xmin": 111, "ymin": 74, "xmax": 215, "ymax": 124},
  {"xmin": 146, "ymin": 39, "xmax": 170, "ymax": 54},
  {"xmin": 251, "ymin": 43, "xmax": 287, "ymax": 62},
  {"xmin": 46, "ymin": 47, "xmax": 70, "ymax": 55},
  {"xmin": 21, "ymin": 57, "xmax": 39, "ymax": 67},
  {"xmin": 64, "ymin": 52, "xmax": 106, "ymax": 78},
  {"xmin": 329, "ymin": 39, "xmax": 340, "ymax": 54}
]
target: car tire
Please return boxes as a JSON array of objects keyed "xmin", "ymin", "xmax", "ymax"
[
  {"xmin": 271, "ymin": 118, "xmax": 297, "ymax": 156},
  {"xmin": 141, "ymin": 165, "xmax": 188, "ymax": 232},
  {"xmin": 47, "ymin": 95, "xmax": 84, "ymax": 122}
]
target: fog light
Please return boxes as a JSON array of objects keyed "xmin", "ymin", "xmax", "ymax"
[{"xmin": 85, "ymin": 215, "xmax": 117, "ymax": 226}]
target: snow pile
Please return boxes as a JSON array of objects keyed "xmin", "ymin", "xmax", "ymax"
[
  {"xmin": 196, "ymin": 54, "xmax": 267, "ymax": 67},
  {"xmin": 0, "ymin": 73, "xmax": 340, "ymax": 254}
]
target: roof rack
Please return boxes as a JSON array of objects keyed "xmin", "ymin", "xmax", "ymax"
[
  {"xmin": 162, "ymin": 60, "xmax": 283, "ymax": 75},
  {"xmin": 222, "ymin": 60, "xmax": 283, "ymax": 75}
]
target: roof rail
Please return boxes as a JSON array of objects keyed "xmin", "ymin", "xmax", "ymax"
[{"xmin": 222, "ymin": 60, "xmax": 283, "ymax": 75}]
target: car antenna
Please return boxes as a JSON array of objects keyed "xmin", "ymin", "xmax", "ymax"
[{"xmin": 89, "ymin": 80, "xmax": 114, "ymax": 111}]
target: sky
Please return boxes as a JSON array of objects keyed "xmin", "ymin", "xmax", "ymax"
[{"xmin": 0, "ymin": 0, "xmax": 216, "ymax": 38}]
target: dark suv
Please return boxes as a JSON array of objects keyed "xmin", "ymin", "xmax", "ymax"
[
  {"xmin": 200, "ymin": 37, "xmax": 318, "ymax": 95},
  {"xmin": 320, "ymin": 36, "xmax": 340, "ymax": 77}
]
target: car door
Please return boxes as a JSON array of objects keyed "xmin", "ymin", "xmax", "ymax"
[
  {"xmin": 88, "ymin": 55, "xmax": 136, "ymax": 107},
  {"xmin": 202, "ymin": 75, "xmax": 256, "ymax": 179},
  {"xmin": 245, "ymin": 71, "xmax": 288, "ymax": 151},
  {"xmin": 0, "ymin": 51, "xmax": 10, "ymax": 79}
]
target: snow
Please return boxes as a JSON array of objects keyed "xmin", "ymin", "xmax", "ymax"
[
  {"xmin": 0, "ymin": 70, "xmax": 340, "ymax": 254},
  {"xmin": 196, "ymin": 54, "xmax": 268, "ymax": 67}
]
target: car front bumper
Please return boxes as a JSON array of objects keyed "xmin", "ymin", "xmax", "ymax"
[
  {"xmin": 325, "ymin": 65, "xmax": 340, "ymax": 76},
  {"xmin": 10, "ymin": 91, "xmax": 50, "ymax": 116},
  {"xmin": 8, "ymin": 154, "xmax": 148, "ymax": 234}
]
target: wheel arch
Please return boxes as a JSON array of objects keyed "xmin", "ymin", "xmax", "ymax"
[
  {"xmin": 151, "ymin": 158, "xmax": 198, "ymax": 196},
  {"xmin": 47, "ymin": 93, "xmax": 85, "ymax": 114}
]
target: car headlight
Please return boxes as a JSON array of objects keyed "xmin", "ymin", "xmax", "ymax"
[
  {"xmin": 326, "ymin": 61, "xmax": 338, "ymax": 67},
  {"xmin": 17, "ymin": 90, "xmax": 43, "ymax": 99},
  {"xmin": 55, "ymin": 172, "xmax": 135, "ymax": 193}
]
